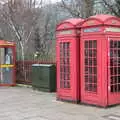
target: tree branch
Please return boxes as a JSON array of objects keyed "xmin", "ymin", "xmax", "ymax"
[{"xmin": 102, "ymin": 0, "xmax": 120, "ymax": 16}]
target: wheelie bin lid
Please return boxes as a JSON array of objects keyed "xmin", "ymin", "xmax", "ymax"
[{"xmin": 32, "ymin": 64, "xmax": 53, "ymax": 67}]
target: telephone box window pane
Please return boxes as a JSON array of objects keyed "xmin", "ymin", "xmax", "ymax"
[
  {"xmin": 0, "ymin": 48, "xmax": 13, "ymax": 65},
  {"xmin": 89, "ymin": 67, "xmax": 92, "ymax": 74},
  {"xmin": 85, "ymin": 67, "xmax": 88, "ymax": 74},
  {"xmin": 0, "ymin": 48, "xmax": 5, "ymax": 64},
  {"xmin": 85, "ymin": 50, "xmax": 89, "ymax": 57},
  {"xmin": 85, "ymin": 41, "xmax": 88, "ymax": 48},
  {"xmin": 118, "ymin": 42, "xmax": 120, "ymax": 48},
  {"xmin": 93, "ymin": 75, "xmax": 97, "ymax": 83},
  {"xmin": 89, "ymin": 58, "xmax": 92, "ymax": 66},
  {"xmin": 93, "ymin": 58, "xmax": 97, "ymax": 66},
  {"xmin": 110, "ymin": 67, "xmax": 114, "ymax": 75},
  {"xmin": 93, "ymin": 50, "xmax": 97, "ymax": 57},
  {"xmin": 110, "ymin": 58, "xmax": 114, "ymax": 66},
  {"xmin": 89, "ymin": 50, "xmax": 92, "ymax": 57},
  {"xmin": 89, "ymin": 41, "xmax": 92, "ymax": 48},
  {"xmin": 89, "ymin": 75, "xmax": 93, "ymax": 83},
  {"xmin": 118, "ymin": 50, "xmax": 120, "ymax": 57},
  {"xmin": 60, "ymin": 42, "xmax": 70, "ymax": 88},
  {"xmin": 110, "ymin": 76, "xmax": 114, "ymax": 84},
  {"xmin": 89, "ymin": 84, "xmax": 92, "ymax": 91},
  {"xmin": 0, "ymin": 68, "xmax": 13, "ymax": 84},
  {"xmin": 85, "ymin": 58, "xmax": 88, "ymax": 65},
  {"xmin": 93, "ymin": 67, "xmax": 97, "ymax": 74},
  {"xmin": 110, "ymin": 40, "xmax": 120, "ymax": 92},
  {"xmin": 118, "ymin": 76, "xmax": 120, "ymax": 83},
  {"xmin": 85, "ymin": 75, "xmax": 89, "ymax": 83},
  {"xmin": 113, "ymin": 41, "xmax": 117, "ymax": 48},
  {"xmin": 84, "ymin": 40, "xmax": 97, "ymax": 93},
  {"xmin": 93, "ymin": 41, "xmax": 97, "ymax": 48}
]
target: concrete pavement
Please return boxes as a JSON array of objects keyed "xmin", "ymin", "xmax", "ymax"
[{"xmin": 0, "ymin": 86, "xmax": 120, "ymax": 120}]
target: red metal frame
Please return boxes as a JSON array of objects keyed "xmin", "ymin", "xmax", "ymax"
[
  {"xmin": 0, "ymin": 40, "xmax": 16, "ymax": 86},
  {"xmin": 56, "ymin": 18, "xmax": 83, "ymax": 103},
  {"xmin": 16, "ymin": 61, "xmax": 55, "ymax": 84},
  {"xmin": 80, "ymin": 14, "xmax": 120, "ymax": 107}
]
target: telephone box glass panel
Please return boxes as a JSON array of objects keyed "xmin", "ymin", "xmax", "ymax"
[
  {"xmin": 84, "ymin": 40, "xmax": 97, "ymax": 93},
  {"xmin": 0, "ymin": 48, "xmax": 14, "ymax": 84},
  {"xmin": 110, "ymin": 40, "xmax": 120, "ymax": 92},
  {"xmin": 60, "ymin": 42, "xmax": 70, "ymax": 88}
]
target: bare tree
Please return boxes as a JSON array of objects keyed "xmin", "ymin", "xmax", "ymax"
[
  {"xmin": 0, "ymin": 0, "xmax": 43, "ymax": 61},
  {"xmin": 0, "ymin": 0, "xmax": 44, "ymax": 81},
  {"xmin": 58, "ymin": 0, "xmax": 94, "ymax": 18},
  {"xmin": 33, "ymin": 2, "xmax": 56, "ymax": 61},
  {"xmin": 0, "ymin": 0, "xmax": 65, "ymax": 62},
  {"xmin": 102, "ymin": 0, "xmax": 120, "ymax": 17}
]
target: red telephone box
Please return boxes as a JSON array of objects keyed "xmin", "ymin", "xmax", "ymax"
[
  {"xmin": 0, "ymin": 40, "xmax": 16, "ymax": 86},
  {"xmin": 80, "ymin": 14, "xmax": 120, "ymax": 107},
  {"xmin": 56, "ymin": 18, "xmax": 83, "ymax": 103}
]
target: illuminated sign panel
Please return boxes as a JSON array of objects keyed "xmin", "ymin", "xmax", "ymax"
[
  {"xmin": 83, "ymin": 28, "xmax": 101, "ymax": 32},
  {"xmin": 105, "ymin": 27, "xmax": 120, "ymax": 32},
  {"xmin": 57, "ymin": 30, "xmax": 73, "ymax": 35}
]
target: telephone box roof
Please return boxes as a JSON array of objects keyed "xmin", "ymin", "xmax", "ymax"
[
  {"xmin": 0, "ymin": 40, "xmax": 15, "ymax": 46},
  {"xmin": 56, "ymin": 18, "xmax": 84, "ymax": 30},
  {"xmin": 80, "ymin": 14, "xmax": 120, "ymax": 27}
]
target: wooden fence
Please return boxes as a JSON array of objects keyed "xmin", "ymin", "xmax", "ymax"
[{"xmin": 16, "ymin": 60, "xmax": 56, "ymax": 84}]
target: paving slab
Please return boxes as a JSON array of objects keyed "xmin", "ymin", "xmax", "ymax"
[{"xmin": 0, "ymin": 86, "xmax": 120, "ymax": 120}]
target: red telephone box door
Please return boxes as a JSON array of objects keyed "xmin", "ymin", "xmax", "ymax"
[
  {"xmin": 108, "ymin": 37, "xmax": 120, "ymax": 105},
  {"xmin": 81, "ymin": 38, "xmax": 103, "ymax": 105},
  {"xmin": 57, "ymin": 38, "xmax": 72, "ymax": 99}
]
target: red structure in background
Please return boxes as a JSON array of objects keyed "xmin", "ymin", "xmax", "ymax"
[
  {"xmin": 79, "ymin": 14, "xmax": 120, "ymax": 107},
  {"xmin": 16, "ymin": 61, "xmax": 55, "ymax": 85},
  {"xmin": 56, "ymin": 18, "xmax": 83, "ymax": 103},
  {"xmin": 0, "ymin": 40, "xmax": 16, "ymax": 86}
]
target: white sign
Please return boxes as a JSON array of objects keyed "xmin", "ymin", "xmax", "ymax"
[
  {"xmin": 105, "ymin": 27, "xmax": 120, "ymax": 32},
  {"xmin": 58, "ymin": 30, "xmax": 73, "ymax": 35},
  {"xmin": 84, "ymin": 27, "xmax": 101, "ymax": 32}
]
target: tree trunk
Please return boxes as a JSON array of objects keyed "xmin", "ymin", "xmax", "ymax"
[{"xmin": 20, "ymin": 41, "xmax": 27, "ymax": 81}]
